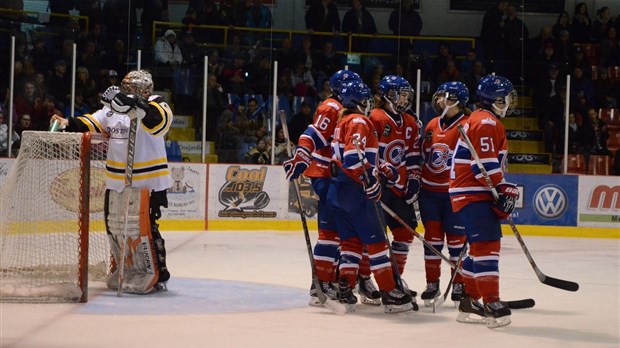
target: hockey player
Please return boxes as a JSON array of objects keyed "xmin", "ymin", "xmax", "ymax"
[
  {"xmin": 419, "ymin": 81, "xmax": 470, "ymax": 306},
  {"xmin": 328, "ymin": 80, "xmax": 413, "ymax": 313},
  {"xmin": 283, "ymin": 70, "xmax": 381, "ymax": 306},
  {"xmin": 50, "ymin": 70, "xmax": 173, "ymax": 294},
  {"xmin": 368, "ymin": 75, "xmax": 421, "ymax": 303},
  {"xmin": 449, "ymin": 75, "xmax": 520, "ymax": 328}
]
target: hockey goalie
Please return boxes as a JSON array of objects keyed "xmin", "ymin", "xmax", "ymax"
[{"xmin": 50, "ymin": 70, "xmax": 173, "ymax": 294}]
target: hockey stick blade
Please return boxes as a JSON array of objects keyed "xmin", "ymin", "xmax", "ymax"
[
  {"xmin": 324, "ymin": 298, "xmax": 347, "ymax": 316},
  {"xmin": 540, "ymin": 274, "xmax": 579, "ymax": 292},
  {"xmin": 502, "ymin": 298, "xmax": 535, "ymax": 309}
]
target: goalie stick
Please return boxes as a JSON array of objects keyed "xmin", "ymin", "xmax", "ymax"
[
  {"xmin": 456, "ymin": 124, "xmax": 579, "ymax": 292},
  {"xmin": 117, "ymin": 115, "xmax": 139, "ymax": 297},
  {"xmin": 279, "ymin": 111, "xmax": 346, "ymax": 315}
]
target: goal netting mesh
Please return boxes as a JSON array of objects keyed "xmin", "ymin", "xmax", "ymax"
[{"xmin": 0, "ymin": 131, "xmax": 111, "ymax": 303}]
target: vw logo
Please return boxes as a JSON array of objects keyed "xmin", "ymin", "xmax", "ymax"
[{"xmin": 533, "ymin": 185, "xmax": 567, "ymax": 219}]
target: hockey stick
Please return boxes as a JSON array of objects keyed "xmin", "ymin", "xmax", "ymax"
[
  {"xmin": 456, "ymin": 124, "xmax": 579, "ymax": 292},
  {"xmin": 351, "ymin": 139, "xmax": 408, "ymax": 295},
  {"xmin": 433, "ymin": 241, "xmax": 468, "ymax": 312},
  {"xmin": 117, "ymin": 116, "xmax": 139, "ymax": 297},
  {"xmin": 279, "ymin": 111, "xmax": 346, "ymax": 315}
]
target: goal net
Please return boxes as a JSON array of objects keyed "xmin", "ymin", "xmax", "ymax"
[{"xmin": 0, "ymin": 131, "xmax": 111, "ymax": 303}]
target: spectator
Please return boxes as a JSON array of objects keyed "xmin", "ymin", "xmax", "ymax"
[
  {"xmin": 206, "ymin": 74, "xmax": 227, "ymax": 142},
  {"xmin": 64, "ymin": 91, "xmax": 90, "ymax": 118},
  {"xmin": 154, "ymin": 29, "xmax": 183, "ymax": 67},
  {"xmin": 316, "ymin": 79, "xmax": 332, "ymax": 105},
  {"xmin": 245, "ymin": 0, "xmax": 271, "ymax": 45},
  {"xmin": 0, "ymin": 109, "xmax": 19, "ymax": 157},
  {"xmin": 75, "ymin": 66, "xmax": 98, "ymax": 109},
  {"xmin": 219, "ymin": 0, "xmax": 247, "ymax": 28},
  {"xmin": 570, "ymin": 2, "xmax": 592, "ymax": 43},
  {"xmin": 503, "ymin": 5, "xmax": 529, "ymax": 82},
  {"xmin": 341, "ymin": 0, "xmax": 377, "ymax": 53},
  {"xmin": 592, "ymin": 7, "xmax": 612, "ymax": 43},
  {"xmin": 459, "ymin": 49, "xmax": 477, "ymax": 76},
  {"xmin": 99, "ymin": 39, "xmax": 129, "ymax": 78},
  {"xmin": 552, "ymin": 11, "xmax": 571, "ymax": 40},
  {"xmin": 30, "ymin": 36, "xmax": 51, "ymax": 75},
  {"xmin": 463, "ymin": 60, "xmax": 486, "ymax": 103},
  {"xmin": 570, "ymin": 46, "xmax": 592, "ymax": 79},
  {"xmin": 430, "ymin": 41, "xmax": 454, "ymax": 82},
  {"xmin": 77, "ymin": 40, "xmax": 99, "ymax": 78},
  {"xmin": 140, "ymin": 0, "xmax": 169, "ymax": 49},
  {"xmin": 243, "ymin": 137, "xmax": 270, "ymax": 164},
  {"xmin": 101, "ymin": 70, "xmax": 119, "ymax": 91},
  {"xmin": 570, "ymin": 66, "xmax": 594, "ymax": 107},
  {"xmin": 224, "ymin": 33, "xmax": 246, "ymax": 61},
  {"xmin": 534, "ymin": 64, "xmax": 565, "ymax": 154},
  {"xmin": 593, "ymin": 69, "xmax": 617, "ymax": 109},
  {"xmin": 290, "ymin": 62, "xmax": 316, "ymax": 97},
  {"xmin": 600, "ymin": 27, "xmax": 620, "ymax": 68},
  {"xmin": 194, "ymin": 0, "xmax": 223, "ymax": 45},
  {"xmin": 179, "ymin": 31, "xmax": 205, "ymax": 70},
  {"xmin": 33, "ymin": 73, "xmax": 48, "ymax": 102},
  {"xmin": 165, "ymin": 133, "xmax": 183, "ymax": 162},
  {"xmin": 388, "ymin": 0, "xmax": 422, "ymax": 57},
  {"xmin": 274, "ymin": 37, "xmax": 298, "ymax": 73},
  {"xmin": 246, "ymin": 97, "xmax": 266, "ymax": 127},
  {"xmin": 554, "ymin": 30, "xmax": 574, "ymax": 65},
  {"xmin": 75, "ymin": 0, "xmax": 103, "ymax": 26},
  {"xmin": 14, "ymin": 113, "xmax": 35, "ymax": 137},
  {"xmin": 13, "ymin": 81, "xmax": 42, "ymax": 121},
  {"xmin": 102, "ymin": 0, "xmax": 138, "ymax": 49},
  {"xmin": 436, "ymin": 60, "xmax": 463, "ymax": 86},
  {"xmin": 38, "ymin": 94, "xmax": 62, "ymax": 130},
  {"xmin": 217, "ymin": 110, "xmax": 241, "ymax": 163},
  {"xmin": 305, "ymin": 0, "xmax": 340, "ymax": 49},
  {"xmin": 273, "ymin": 126, "xmax": 294, "ymax": 164},
  {"xmin": 583, "ymin": 107, "xmax": 612, "ymax": 157},
  {"xmin": 221, "ymin": 53, "xmax": 249, "ymax": 95},
  {"xmin": 288, "ymin": 101, "xmax": 313, "ymax": 144},
  {"xmin": 314, "ymin": 41, "xmax": 341, "ymax": 80},
  {"xmin": 566, "ymin": 111, "xmax": 586, "ymax": 154},
  {"xmin": 47, "ymin": 59, "xmax": 71, "ymax": 112},
  {"xmin": 479, "ymin": 0, "xmax": 508, "ymax": 68},
  {"xmin": 295, "ymin": 37, "xmax": 318, "ymax": 74}
]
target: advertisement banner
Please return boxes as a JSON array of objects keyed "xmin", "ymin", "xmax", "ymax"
[
  {"xmin": 162, "ymin": 163, "xmax": 206, "ymax": 220},
  {"xmin": 285, "ymin": 175, "xmax": 319, "ymax": 220},
  {"xmin": 208, "ymin": 164, "xmax": 287, "ymax": 221},
  {"xmin": 578, "ymin": 176, "xmax": 620, "ymax": 228},
  {"xmin": 505, "ymin": 173, "xmax": 578, "ymax": 226}
]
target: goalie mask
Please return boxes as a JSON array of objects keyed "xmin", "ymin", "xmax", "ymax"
[
  {"xmin": 432, "ymin": 81, "xmax": 469, "ymax": 118},
  {"xmin": 378, "ymin": 75, "xmax": 414, "ymax": 113},
  {"xmin": 121, "ymin": 70, "xmax": 154, "ymax": 98},
  {"xmin": 339, "ymin": 81, "xmax": 374, "ymax": 117},
  {"xmin": 477, "ymin": 75, "xmax": 517, "ymax": 118}
]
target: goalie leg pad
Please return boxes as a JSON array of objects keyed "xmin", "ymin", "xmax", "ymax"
[{"xmin": 105, "ymin": 188, "xmax": 160, "ymax": 294}]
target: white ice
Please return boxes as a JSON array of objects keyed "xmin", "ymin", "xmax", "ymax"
[{"xmin": 1, "ymin": 231, "xmax": 618, "ymax": 348}]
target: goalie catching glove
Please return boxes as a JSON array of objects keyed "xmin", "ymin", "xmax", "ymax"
[
  {"xmin": 362, "ymin": 167, "xmax": 382, "ymax": 202},
  {"xmin": 111, "ymin": 93, "xmax": 150, "ymax": 120},
  {"xmin": 405, "ymin": 171, "xmax": 421, "ymax": 205},
  {"xmin": 283, "ymin": 146, "xmax": 311, "ymax": 181},
  {"xmin": 101, "ymin": 85, "xmax": 120, "ymax": 108},
  {"xmin": 492, "ymin": 182, "xmax": 519, "ymax": 220}
]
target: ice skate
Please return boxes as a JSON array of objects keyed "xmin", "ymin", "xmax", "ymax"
[
  {"xmin": 451, "ymin": 283, "xmax": 464, "ymax": 306},
  {"xmin": 484, "ymin": 301, "xmax": 512, "ymax": 328},
  {"xmin": 400, "ymin": 279, "xmax": 419, "ymax": 311},
  {"xmin": 154, "ymin": 282, "xmax": 168, "ymax": 292},
  {"xmin": 338, "ymin": 279, "xmax": 358, "ymax": 313},
  {"xmin": 357, "ymin": 275, "xmax": 381, "ymax": 306},
  {"xmin": 456, "ymin": 294, "xmax": 487, "ymax": 324},
  {"xmin": 421, "ymin": 281, "xmax": 441, "ymax": 307},
  {"xmin": 308, "ymin": 281, "xmax": 338, "ymax": 307},
  {"xmin": 381, "ymin": 288, "xmax": 414, "ymax": 313}
]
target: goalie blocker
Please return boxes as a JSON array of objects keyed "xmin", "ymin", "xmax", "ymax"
[{"xmin": 105, "ymin": 188, "xmax": 170, "ymax": 294}]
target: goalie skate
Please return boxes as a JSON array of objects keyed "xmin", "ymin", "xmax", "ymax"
[
  {"xmin": 357, "ymin": 275, "xmax": 381, "ymax": 306},
  {"xmin": 456, "ymin": 295, "xmax": 487, "ymax": 325}
]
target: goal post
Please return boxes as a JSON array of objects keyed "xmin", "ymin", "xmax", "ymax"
[{"xmin": 0, "ymin": 131, "xmax": 111, "ymax": 303}]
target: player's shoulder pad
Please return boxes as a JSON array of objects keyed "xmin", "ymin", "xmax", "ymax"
[
  {"xmin": 351, "ymin": 116, "xmax": 368, "ymax": 125},
  {"xmin": 148, "ymin": 95, "xmax": 164, "ymax": 103}
]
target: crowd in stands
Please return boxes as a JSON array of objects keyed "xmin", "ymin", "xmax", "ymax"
[{"xmin": 0, "ymin": 0, "xmax": 618, "ymax": 174}]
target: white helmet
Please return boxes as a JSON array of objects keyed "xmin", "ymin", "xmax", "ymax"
[{"xmin": 121, "ymin": 70, "xmax": 153, "ymax": 98}]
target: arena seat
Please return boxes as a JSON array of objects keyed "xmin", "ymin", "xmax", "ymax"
[
  {"xmin": 588, "ymin": 155, "xmax": 612, "ymax": 175},
  {"xmin": 600, "ymin": 108, "xmax": 620, "ymax": 130},
  {"xmin": 563, "ymin": 154, "xmax": 586, "ymax": 174}
]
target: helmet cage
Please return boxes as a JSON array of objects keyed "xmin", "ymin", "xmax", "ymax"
[{"xmin": 385, "ymin": 87, "xmax": 413, "ymax": 113}]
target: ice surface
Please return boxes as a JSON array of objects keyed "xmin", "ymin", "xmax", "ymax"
[{"xmin": 1, "ymin": 231, "xmax": 618, "ymax": 348}]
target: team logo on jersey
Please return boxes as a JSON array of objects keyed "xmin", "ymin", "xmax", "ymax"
[
  {"xmin": 533, "ymin": 185, "xmax": 567, "ymax": 219},
  {"xmin": 383, "ymin": 139, "xmax": 406, "ymax": 164},
  {"xmin": 427, "ymin": 143, "xmax": 451, "ymax": 174},
  {"xmin": 218, "ymin": 166, "xmax": 276, "ymax": 218},
  {"xmin": 383, "ymin": 124, "xmax": 392, "ymax": 137}
]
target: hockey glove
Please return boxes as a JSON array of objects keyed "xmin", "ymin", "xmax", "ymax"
[
  {"xmin": 128, "ymin": 96, "xmax": 149, "ymax": 120},
  {"xmin": 283, "ymin": 146, "xmax": 312, "ymax": 181},
  {"xmin": 363, "ymin": 167, "xmax": 382, "ymax": 202},
  {"xmin": 405, "ymin": 172, "xmax": 421, "ymax": 205},
  {"xmin": 492, "ymin": 182, "xmax": 519, "ymax": 220},
  {"xmin": 378, "ymin": 162, "xmax": 399, "ymax": 187},
  {"xmin": 111, "ymin": 93, "xmax": 136, "ymax": 114},
  {"xmin": 101, "ymin": 85, "xmax": 120, "ymax": 108}
]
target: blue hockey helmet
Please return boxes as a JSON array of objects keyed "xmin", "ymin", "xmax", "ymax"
[
  {"xmin": 329, "ymin": 69, "xmax": 361, "ymax": 97},
  {"xmin": 378, "ymin": 75, "xmax": 414, "ymax": 113},
  {"xmin": 339, "ymin": 80, "xmax": 374, "ymax": 116},
  {"xmin": 432, "ymin": 81, "xmax": 469, "ymax": 114},
  {"xmin": 476, "ymin": 74, "xmax": 517, "ymax": 117}
]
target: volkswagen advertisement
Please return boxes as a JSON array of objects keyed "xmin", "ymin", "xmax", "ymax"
[{"xmin": 505, "ymin": 173, "xmax": 578, "ymax": 226}]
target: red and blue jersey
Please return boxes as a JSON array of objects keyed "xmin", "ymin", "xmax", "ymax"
[
  {"xmin": 331, "ymin": 113, "xmax": 378, "ymax": 184},
  {"xmin": 449, "ymin": 109, "xmax": 508, "ymax": 212},
  {"xmin": 297, "ymin": 98, "xmax": 342, "ymax": 178},
  {"xmin": 420, "ymin": 112, "xmax": 468, "ymax": 193}
]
